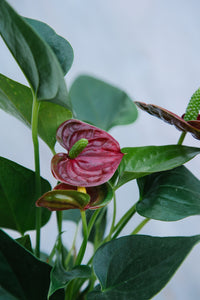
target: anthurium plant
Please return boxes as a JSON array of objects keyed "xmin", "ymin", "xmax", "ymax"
[{"xmin": 1, "ymin": 1, "xmax": 200, "ymax": 299}]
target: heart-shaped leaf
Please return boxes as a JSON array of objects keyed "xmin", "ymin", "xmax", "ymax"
[
  {"xmin": 0, "ymin": 0, "xmax": 71, "ymax": 109},
  {"xmin": 0, "ymin": 229, "xmax": 64, "ymax": 300},
  {"xmin": 116, "ymin": 145, "xmax": 200, "ymax": 188},
  {"xmin": 48, "ymin": 261, "xmax": 91, "ymax": 297},
  {"xmin": 69, "ymin": 75, "xmax": 138, "ymax": 131},
  {"xmin": 88, "ymin": 234, "xmax": 200, "ymax": 300},
  {"xmin": 0, "ymin": 157, "xmax": 51, "ymax": 235},
  {"xmin": 25, "ymin": 18, "xmax": 74, "ymax": 75},
  {"xmin": 0, "ymin": 74, "xmax": 72, "ymax": 150},
  {"xmin": 136, "ymin": 165, "xmax": 200, "ymax": 221}
]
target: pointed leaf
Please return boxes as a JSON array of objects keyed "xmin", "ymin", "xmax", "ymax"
[
  {"xmin": 48, "ymin": 262, "xmax": 91, "ymax": 297},
  {"xmin": 36, "ymin": 189, "xmax": 90, "ymax": 211},
  {"xmin": 16, "ymin": 235, "xmax": 33, "ymax": 253},
  {"xmin": 0, "ymin": 229, "xmax": 64, "ymax": 300},
  {"xmin": 0, "ymin": 0, "xmax": 71, "ymax": 109},
  {"xmin": 116, "ymin": 145, "xmax": 200, "ymax": 188},
  {"xmin": 69, "ymin": 75, "xmax": 138, "ymax": 131},
  {"xmin": 136, "ymin": 165, "xmax": 200, "ymax": 221},
  {"xmin": 0, "ymin": 157, "xmax": 51, "ymax": 235},
  {"xmin": 88, "ymin": 235, "xmax": 200, "ymax": 300},
  {"xmin": 25, "ymin": 18, "xmax": 74, "ymax": 75},
  {"xmin": 0, "ymin": 74, "xmax": 72, "ymax": 149}
]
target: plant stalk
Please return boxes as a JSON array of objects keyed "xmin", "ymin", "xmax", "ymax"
[
  {"xmin": 31, "ymin": 93, "xmax": 41, "ymax": 258},
  {"xmin": 131, "ymin": 218, "xmax": 150, "ymax": 235},
  {"xmin": 75, "ymin": 210, "xmax": 88, "ymax": 265}
]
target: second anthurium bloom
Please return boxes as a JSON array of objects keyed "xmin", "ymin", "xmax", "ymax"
[{"xmin": 51, "ymin": 119, "xmax": 124, "ymax": 187}]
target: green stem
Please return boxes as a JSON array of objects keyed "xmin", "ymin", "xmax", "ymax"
[
  {"xmin": 75, "ymin": 210, "xmax": 88, "ymax": 265},
  {"xmin": 56, "ymin": 211, "xmax": 63, "ymax": 254},
  {"xmin": 131, "ymin": 218, "xmax": 150, "ymax": 235},
  {"xmin": 111, "ymin": 204, "xmax": 137, "ymax": 240},
  {"xmin": 65, "ymin": 223, "xmax": 79, "ymax": 268},
  {"xmin": 107, "ymin": 192, "xmax": 117, "ymax": 240},
  {"xmin": 177, "ymin": 132, "xmax": 186, "ymax": 145},
  {"xmin": 87, "ymin": 209, "xmax": 101, "ymax": 236},
  {"xmin": 31, "ymin": 94, "xmax": 41, "ymax": 258}
]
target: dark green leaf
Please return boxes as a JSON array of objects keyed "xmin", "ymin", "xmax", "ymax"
[
  {"xmin": 63, "ymin": 209, "xmax": 81, "ymax": 224},
  {"xmin": 49, "ymin": 262, "xmax": 91, "ymax": 297},
  {"xmin": 88, "ymin": 234, "xmax": 200, "ymax": 300},
  {"xmin": 0, "ymin": 157, "xmax": 51, "ymax": 235},
  {"xmin": 136, "ymin": 165, "xmax": 200, "ymax": 221},
  {"xmin": 86, "ymin": 207, "xmax": 107, "ymax": 244},
  {"xmin": 69, "ymin": 75, "xmax": 138, "ymax": 131},
  {"xmin": 116, "ymin": 145, "xmax": 200, "ymax": 188},
  {"xmin": 0, "ymin": 0, "xmax": 71, "ymax": 109},
  {"xmin": 0, "ymin": 229, "xmax": 64, "ymax": 300},
  {"xmin": 16, "ymin": 235, "xmax": 33, "ymax": 253},
  {"xmin": 25, "ymin": 18, "xmax": 74, "ymax": 75},
  {"xmin": 0, "ymin": 74, "xmax": 72, "ymax": 149},
  {"xmin": 0, "ymin": 287, "xmax": 18, "ymax": 300}
]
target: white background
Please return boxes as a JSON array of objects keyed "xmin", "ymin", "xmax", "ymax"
[{"xmin": 1, "ymin": 1, "xmax": 200, "ymax": 299}]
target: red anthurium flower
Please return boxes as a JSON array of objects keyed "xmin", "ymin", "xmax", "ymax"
[
  {"xmin": 135, "ymin": 101, "xmax": 200, "ymax": 140},
  {"xmin": 36, "ymin": 183, "xmax": 113, "ymax": 211},
  {"xmin": 51, "ymin": 119, "xmax": 124, "ymax": 187}
]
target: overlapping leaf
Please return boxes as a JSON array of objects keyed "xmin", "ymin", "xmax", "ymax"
[
  {"xmin": 136, "ymin": 166, "xmax": 200, "ymax": 221},
  {"xmin": 25, "ymin": 18, "xmax": 74, "ymax": 75},
  {"xmin": 0, "ymin": 74, "xmax": 72, "ymax": 149},
  {"xmin": 0, "ymin": 0, "xmax": 71, "ymax": 109},
  {"xmin": 0, "ymin": 157, "xmax": 51, "ymax": 235},
  {"xmin": 0, "ymin": 229, "xmax": 64, "ymax": 300},
  {"xmin": 116, "ymin": 145, "xmax": 200, "ymax": 188},
  {"xmin": 88, "ymin": 235, "xmax": 200, "ymax": 300},
  {"xmin": 48, "ymin": 261, "xmax": 91, "ymax": 297},
  {"xmin": 69, "ymin": 75, "xmax": 138, "ymax": 131}
]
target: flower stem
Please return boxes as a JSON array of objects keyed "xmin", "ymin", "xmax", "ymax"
[
  {"xmin": 87, "ymin": 209, "xmax": 101, "ymax": 236},
  {"xmin": 111, "ymin": 204, "xmax": 137, "ymax": 240},
  {"xmin": 56, "ymin": 211, "xmax": 63, "ymax": 255},
  {"xmin": 75, "ymin": 210, "xmax": 88, "ymax": 265},
  {"xmin": 31, "ymin": 93, "xmax": 41, "ymax": 258},
  {"xmin": 107, "ymin": 192, "xmax": 117, "ymax": 240},
  {"xmin": 131, "ymin": 218, "xmax": 150, "ymax": 235},
  {"xmin": 177, "ymin": 132, "xmax": 186, "ymax": 145}
]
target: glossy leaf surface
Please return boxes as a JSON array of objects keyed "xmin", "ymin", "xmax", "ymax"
[
  {"xmin": 0, "ymin": 230, "xmax": 64, "ymax": 300},
  {"xmin": 36, "ymin": 189, "xmax": 90, "ymax": 211},
  {"xmin": 69, "ymin": 75, "xmax": 138, "ymax": 131},
  {"xmin": 49, "ymin": 262, "xmax": 91, "ymax": 297},
  {"xmin": 37, "ymin": 182, "xmax": 113, "ymax": 211},
  {"xmin": 89, "ymin": 235, "xmax": 200, "ymax": 300},
  {"xmin": 0, "ymin": 157, "xmax": 51, "ymax": 234},
  {"xmin": 0, "ymin": 0, "xmax": 71, "ymax": 109},
  {"xmin": 116, "ymin": 145, "xmax": 200, "ymax": 188},
  {"xmin": 0, "ymin": 74, "xmax": 72, "ymax": 149},
  {"xmin": 25, "ymin": 18, "xmax": 74, "ymax": 75},
  {"xmin": 136, "ymin": 166, "xmax": 200, "ymax": 221},
  {"xmin": 52, "ymin": 119, "xmax": 123, "ymax": 187},
  {"xmin": 135, "ymin": 101, "xmax": 200, "ymax": 140}
]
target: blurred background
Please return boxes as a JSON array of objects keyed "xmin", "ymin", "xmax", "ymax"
[{"xmin": 1, "ymin": 0, "xmax": 200, "ymax": 299}]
